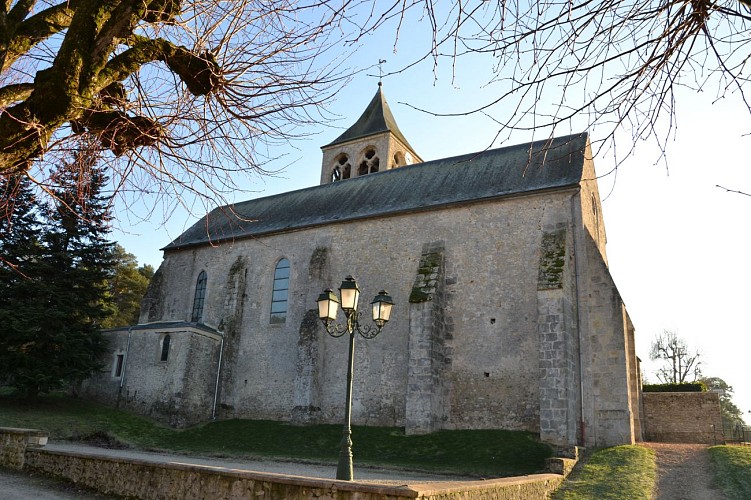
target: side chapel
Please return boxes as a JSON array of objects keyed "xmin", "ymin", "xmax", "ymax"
[{"xmin": 80, "ymin": 84, "xmax": 643, "ymax": 448}]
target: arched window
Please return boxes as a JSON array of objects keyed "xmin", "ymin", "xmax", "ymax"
[
  {"xmin": 393, "ymin": 152, "xmax": 405, "ymax": 168},
  {"xmin": 191, "ymin": 271, "xmax": 207, "ymax": 322},
  {"xmin": 160, "ymin": 334, "xmax": 171, "ymax": 362},
  {"xmin": 270, "ymin": 258, "xmax": 290, "ymax": 324},
  {"xmin": 332, "ymin": 154, "xmax": 351, "ymax": 182},
  {"xmin": 358, "ymin": 160, "xmax": 369, "ymax": 176},
  {"xmin": 358, "ymin": 148, "xmax": 379, "ymax": 176}
]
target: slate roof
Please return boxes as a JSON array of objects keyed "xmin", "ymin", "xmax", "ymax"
[
  {"xmin": 322, "ymin": 84, "xmax": 416, "ymax": 153},
  {"xmin": 163, "ymin": 132, "xmax": 589, "ymax": 251}
]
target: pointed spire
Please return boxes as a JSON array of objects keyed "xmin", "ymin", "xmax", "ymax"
[{"xmin": 323, "ymin": 85, "xmax": 415, "ymax": 151}]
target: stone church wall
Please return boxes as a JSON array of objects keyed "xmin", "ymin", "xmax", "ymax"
[
  {"xmin": 151, "ymin": 188, "xmax": 581, "ymax": 433},
  {"xmin": 76, "ymin": 329, "xmax": 131, "ymax": 407},
  {"xmin": 122, "ymin": 330, "xmax": 220, "ymax": 427},
  {"xmin": 80, "ymin": 327, "xmax": 221, "ymax": 427},
  {"xmin": 574, "ymin": 227, "xmax": 639, "ymax": 447},
  {"xmin": 81, "ymin": 159, "xmax": 640, "ymax": 447}
]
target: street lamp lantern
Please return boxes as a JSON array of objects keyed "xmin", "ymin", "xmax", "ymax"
[
  {"xmin": 316, "ymin": 276, "xmax": 394, "ymax": 481},
  {"xmin": 316, "ymin": 289, "xmax": 339, "ymax": 323},
  {"xmin": 338, "ymin": 275, "xmax": 360, "ymax": 312},
  {"xmin": 371, "ymin": 290, "xmax": 394, "ymax": 327}
]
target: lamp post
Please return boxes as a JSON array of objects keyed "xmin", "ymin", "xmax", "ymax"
[{"xmin": 316, "ymin": 275, "xmax": 394, "ymax": 481}]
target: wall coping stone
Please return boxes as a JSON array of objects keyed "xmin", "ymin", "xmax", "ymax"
[
  {"xmin": 0, "ymin": 427, "xmax": 49, "ymax": 443},
  {"xmin": 0, "ymin": 427, "xmax": 49, "ymax": 470},
  {"xmin": 22, "ymin": 446, "xmax": 566, "ymax": 499}
]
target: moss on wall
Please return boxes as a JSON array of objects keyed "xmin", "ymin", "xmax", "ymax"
[
  {"xmin": 537, "ymin": 230, "xmax": 566, "ymax": 290},
  {"xmin": 409, "ymin": 251, "xmax": 443, "ymax": 303}
]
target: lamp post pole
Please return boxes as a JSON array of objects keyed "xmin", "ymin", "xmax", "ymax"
[
  {"xmin": 317, "ymin": 276, "xmax": 394, "ymax": 481},
  {"xmin": 337, "ymin": 317, "xmax": 356, "ymax": 480}
]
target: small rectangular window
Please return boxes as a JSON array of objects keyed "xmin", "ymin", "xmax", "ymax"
[
  {"xmin": 114, "ymin": 354, "xmax": 124, "ymax": 378},
  {"xmin": 160, "ymin": 335, "xmax": 171, "ymax": 362}
]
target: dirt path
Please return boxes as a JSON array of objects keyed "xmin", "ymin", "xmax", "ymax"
[{"xmin": 642, "ymin": 443, "xmax": 726, "ymax": 500}]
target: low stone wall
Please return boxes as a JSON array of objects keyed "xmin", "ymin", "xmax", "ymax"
[
  {"xmin": 642, "ymin": 392, "xmax": 723, "ymax": 444},
  {"xmin": 0, "ymin": 427, "xmax": 568, "ymax": 500},
  {"xmin": 0, "ymin": 427, "xmax": 49, "ymax": 469},
  {"xmin": 24, "ymin": 448, "xmax": 563, "ymax": 499}
]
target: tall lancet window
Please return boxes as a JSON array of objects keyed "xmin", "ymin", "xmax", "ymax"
[
  {"xmin": 191, "ymin": 270, "xmax": 207, "ymax": 322},
  {"xmin": 160, "ymin": 334, "xmax": 171, "ymax": 362},
  {"xmin": 270, "ymin": 258, "xmax": 290, "ymax": 324}
]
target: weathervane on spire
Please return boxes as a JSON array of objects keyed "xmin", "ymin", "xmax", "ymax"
[{"xmin": 369, "ymin": 59, "xmax": 387, "ymax": 86}]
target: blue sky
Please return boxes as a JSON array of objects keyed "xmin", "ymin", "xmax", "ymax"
[{"xmin": 111, "ymin": 12, "xmax": 751, "ymax": 423}]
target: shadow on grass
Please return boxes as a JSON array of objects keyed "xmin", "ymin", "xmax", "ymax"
[{"xmin": 0, "ymin": 391, "xmax": 552, "ymax": 477}]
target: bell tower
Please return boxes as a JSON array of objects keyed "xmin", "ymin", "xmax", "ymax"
[{"xmin": 320, "ymin": 84, "xmax": 422, "ymax": 185}]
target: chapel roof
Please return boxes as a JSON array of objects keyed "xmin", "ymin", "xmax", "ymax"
[
  {"xmin": 163, "ymin": 132, "xmax": 589, "ymax": 251},
  {"xmin": 322, "ymin": 84, "xmax": 415, "ymax": 151}
]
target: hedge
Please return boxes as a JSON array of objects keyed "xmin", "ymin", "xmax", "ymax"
[{"xmin": 642, "ymin": 382, "xmax": 707, "ymax": 392}]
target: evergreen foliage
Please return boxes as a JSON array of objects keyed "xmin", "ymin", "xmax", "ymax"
[
  {"xmin": 0, "ymin": 155, "xmax": 115, "ymax": 397},
  {"xmin": 101, "ymin": 244, "xmax": 153, "ymax": 328},
  {"xmin": 642, "ymin": 382, "xmax": 707, "ymax": 393},
  {"xmin": 701, "ymin": 377, "xmax": 746, "ymax": 427}
]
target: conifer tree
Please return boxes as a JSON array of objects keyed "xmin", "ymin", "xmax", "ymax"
[
  {"xmin": 0, "ymin": 152, "xmax": 115, "ymax": 397},
  {"xmin": 0, "ymin": 174, "xmax": 46, "ymax": 391}
]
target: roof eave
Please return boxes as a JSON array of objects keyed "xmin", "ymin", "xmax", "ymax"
[{"xmin": 161, "ymin": 183, "xmax": 581, "ymax": 252}]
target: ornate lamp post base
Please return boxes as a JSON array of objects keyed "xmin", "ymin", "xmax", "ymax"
[{"xmin": 337, "ymin": 429, "xmax": 354, "ymax": 481}]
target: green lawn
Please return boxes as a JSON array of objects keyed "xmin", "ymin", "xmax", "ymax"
[
  {"xmin": 6, "ymin": 392, "xmax": 749, "ymax": 495},
  {"xmin": 710, "ymin": 445, "xmax": 751, "ymax": 500},
  {"xmin": 0, "ymin": 392, "xmax": 551, "ymax": 477},
  {"xmin": 552, "ymin": 445, "xmax": 656, "ymax": 500}
]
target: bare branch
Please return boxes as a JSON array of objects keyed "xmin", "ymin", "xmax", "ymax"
[{"xmin": 716, "ymin": 184, "xmax": 751, "ymax": 197}]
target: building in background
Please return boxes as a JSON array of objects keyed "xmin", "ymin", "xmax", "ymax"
[{"xmin": 80, "ymin": 84, "xmax": 643, "ymax": 448}]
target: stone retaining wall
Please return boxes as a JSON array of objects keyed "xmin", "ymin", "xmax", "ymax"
[
  {"xmin": 24, "ymin": 448, "xmax": 563, "ymax": 500},
  {"xmin": 642, "ymin": 392, "xmax": 723, "ymax": 444},
  {"xmin": 1, "ymin": 428, "xmax": 567, "ymax": 499},
  {"xmin": 0, "ymin": 427, "xmax": 48, "ymax": 469}
]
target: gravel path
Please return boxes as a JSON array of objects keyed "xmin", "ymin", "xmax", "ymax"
[
  {"xmin": 44, "ymin": 442, "xmax": 477, "ymax": 485},
  {"xmin": 642, "ymin": 443, "xmax": 726, "ymax": 500},
  {"xmin": 0, "ymin": 468, "xmax": 110, "ymax": 499}
]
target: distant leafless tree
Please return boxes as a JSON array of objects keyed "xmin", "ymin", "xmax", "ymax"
[{"xmin": 650, "ymin": 330, "xmax": 702, "ymax": 384}]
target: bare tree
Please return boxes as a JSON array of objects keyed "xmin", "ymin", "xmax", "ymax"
[
  {"xmin": 364, "ymin": 0, "xmax": 751, "ymax": 164},
  {"xmin": 1, "ymin": 0, "xmax": 361, "ymax": 209},
  {"xmin": 3, "ymin": 0, "xmax": 750, "ymax": 214},
  {"xmin": 650, "ymin": 330, "xmax": 702, "ymax": 384}
]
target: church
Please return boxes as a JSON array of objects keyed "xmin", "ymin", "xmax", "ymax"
[{"xmin": 80, "ymin": 85, "xmax": 643, "ymax": 449}]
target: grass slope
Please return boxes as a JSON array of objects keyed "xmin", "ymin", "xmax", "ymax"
[
  {"xmin": 0, "ymin": 393, "xmax": 551, "ymax": 477},
  {"xmin": 710, "ymin": 446, "xmax": 751, "ymax": 500},
  {"xmin": 552, "ymin": 445, "xmax": 656, "ymax": 500}
]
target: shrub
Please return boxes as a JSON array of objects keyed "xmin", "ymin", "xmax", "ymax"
[{"xmin": 642, "ymin": 382, "xmax": 707, "ymax": 393}]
